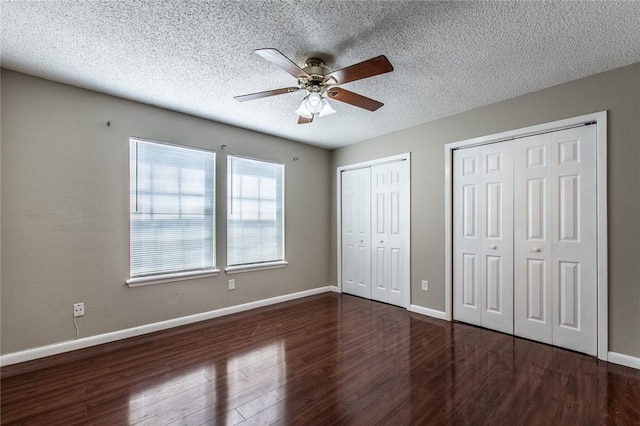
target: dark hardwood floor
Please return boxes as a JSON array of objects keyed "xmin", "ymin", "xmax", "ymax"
[{"xmin": 2, "ymin": 293, "xmax": 640, "ymax": 425}]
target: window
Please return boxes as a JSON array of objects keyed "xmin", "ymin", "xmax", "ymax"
[
  {"xmin": 128, "ymin": 138, "xmax": 216, "ymax": 284},
  {"xmin": 227, "ymin": 156, "xmax": 285, "ymax": 269}
]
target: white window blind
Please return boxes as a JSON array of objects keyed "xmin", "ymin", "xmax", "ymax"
[
  {"xmin": 227, "ymin": 156, "xmax": 284, "ymax": 266},
  {"xmin": 129, "ymin": 138, "xmax": 215, "ymax": 279}
]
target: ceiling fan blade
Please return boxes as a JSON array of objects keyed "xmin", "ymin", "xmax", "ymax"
[
  {"xmin": 297, "ymin": 115, "xmax": 314, "ymax": 124},
  {"xmin": 327, "ymin": 88, "xmax": 384, "ymax": 111},
  {"xmin": 234, "ymin": 87, "xmax": 300, "ymax": 102},
  {"xmin": 255, "ymin": 48, "xmax": 311, "ymax": 80},
  {"xmin": 323, "ymin": 55, "xmax": 393, "ymax": 85}
]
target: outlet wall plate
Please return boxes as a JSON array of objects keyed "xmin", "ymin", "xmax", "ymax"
[
  {"xmin": 421, "ymin": 280, "xmax": 429, "ymax": 291},
  {"xmin": 228, "ymin": 279, "xmax": 235, "ymax": 290},
  {"xmin": 73, "ymin": 302, "xmax": 85, "ymax": 317}
]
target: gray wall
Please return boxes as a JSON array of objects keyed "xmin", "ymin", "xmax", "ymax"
[
  {"xmin": 3, "ymin": 62, "xmax": 639, "ymax": 360},
  {"xmin": 331, "ymin": 62, "xmax": 640, "ymax": 359},
  {"xmin": 1, "ymin": 70, "xmax": 332, "ymax": 354}
]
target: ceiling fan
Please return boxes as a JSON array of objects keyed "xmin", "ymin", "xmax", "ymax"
[{"xmin": 234, "ymin": 48, "xmax": 394, "ymax": 124}]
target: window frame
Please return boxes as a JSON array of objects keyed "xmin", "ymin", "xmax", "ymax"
[{"xmin": 126, "ymin": 137, "xmax": 219, "ymax": 287}]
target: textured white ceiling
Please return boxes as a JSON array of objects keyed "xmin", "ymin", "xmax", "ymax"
[{"xmin": 2, "ymin": 1, "xmax": 640, "ymax": 149}]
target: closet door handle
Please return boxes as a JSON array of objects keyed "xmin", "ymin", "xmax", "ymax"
[
  {"xmin": 489, "ymin": 245, "xmax": 497, "ymax": 249},
  {"xmin": 532, "ymin": 247, "xmax": 541, "ymax": 252},
  {"xmin": 380, "ymin": 240, "xmax": 384, "ymax": 243},
  {"xmin": 360, "ymin": 239, "xmax": 364, "ymax": 243}
]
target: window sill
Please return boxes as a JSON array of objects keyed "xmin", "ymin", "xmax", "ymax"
[
  {"xmin": 225, "ymin": 261, "xmax": 288, "ymax": 274},
  {"xmin": 126, "ymin": 269, "xmax": 220, "ymax": 287}
]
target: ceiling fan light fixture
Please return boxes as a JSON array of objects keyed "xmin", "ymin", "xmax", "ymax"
[
  {"xmin": 318, "ymin": 98, "xmax": 336, "ymax": 117},
  {"xmin": 295, "ymin": 99, "xmax": 313, "ymax": 118},
  {"xmin": 306, "ymin": 92, "xmax": 323, "ymax": 113}
]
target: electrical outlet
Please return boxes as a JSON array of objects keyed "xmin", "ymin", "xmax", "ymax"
[
  {"xmin": 73, "ymin": 302, "xmax": 85, "ymax": 317},
  {"xmin": 421, "ymin": 280, "xmax": 429, "ymax": 291},
  {"xmin": 228, "ymin": 279, "xmax": 235, "ymax": 290}
]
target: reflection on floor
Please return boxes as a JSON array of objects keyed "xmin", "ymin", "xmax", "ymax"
[{"xmin": 2, "ymin": 293, "xmax": 640, "ymax": 424}]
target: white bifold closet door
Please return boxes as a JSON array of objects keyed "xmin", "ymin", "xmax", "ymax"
[
  {"xmin": 453, "ymin": 141, "xmax": 514, "ymax": 334},
  {"xmin": 453, "ymin": 125, "xmax": 597, "ymax": 356},
  {"xmin": 341, "ymin": 160, "xmax": 409, "ymax": 308},
  {"xmin": 514, "ymin": 125, "xmax": 597, "ymax": 355}
]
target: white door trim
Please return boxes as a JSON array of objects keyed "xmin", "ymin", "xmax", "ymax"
[
  {"xmin": 444, "ymin": 112, "xmax": 608, "ymax": 360},
  {"xmin": 336, "ymin": 153, "xmax": 411, "ymax": 309}
]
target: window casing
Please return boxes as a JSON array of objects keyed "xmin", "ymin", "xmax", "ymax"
[
  {"xmin": 227, "ymin": 156, "xmax": 284, "ymax": 268},
  {"xmin": 129, "ymin": 138, "xmax": 216, "ymax": 282}
]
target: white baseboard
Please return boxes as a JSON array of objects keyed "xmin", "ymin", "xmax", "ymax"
[
  {"xmin": 329, "ymin": 285, "xmax": 340, "ymax": 293},
  {"xmin": 608, "ymin": 351, "xmax": 640, "ymax": 370},
  {"xmin": 0, "ymin": 286, "xmax": 334, "ymax": 368},
  {"xmin": 409, "ymin": 304, "xmax": 447, "ymax": 320}
]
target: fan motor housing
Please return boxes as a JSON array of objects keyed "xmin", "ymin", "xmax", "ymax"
[{"xmin": 303, "ymin": 58, "xmax": 328, "ymax": 85}]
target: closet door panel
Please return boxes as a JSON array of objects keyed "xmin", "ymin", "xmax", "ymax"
[
  {"xmin": 514, "ymin": 134, "xmax": 553, "ymax": 344},
  {"xmin": 341, "ymin": 168, "xmax": 371, "ymax": 299},
  {"xmin": 386, "ymin": 162, "xmax": 408, "ymax": 307},
  {"xmin": 342, "ymin": 171, "xmax": 357, "ymax": 295},
  {"xmin": 551, "ymin": 126, "xmax": 597, "ymax": 355},
  {"xmin": 371, "ymin": 161, "xmax": 409, "ymax": 307},
  {"xmin": 371, "ymin": 167, "xmax": 390, "ymax": 303},
  {"xmin": 453, "ymin": 147, "xmax": 483, "ymax": 325},
  {"xmin": 480, "ymin": 142, "xmax": 514, "ymax": 334}
]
